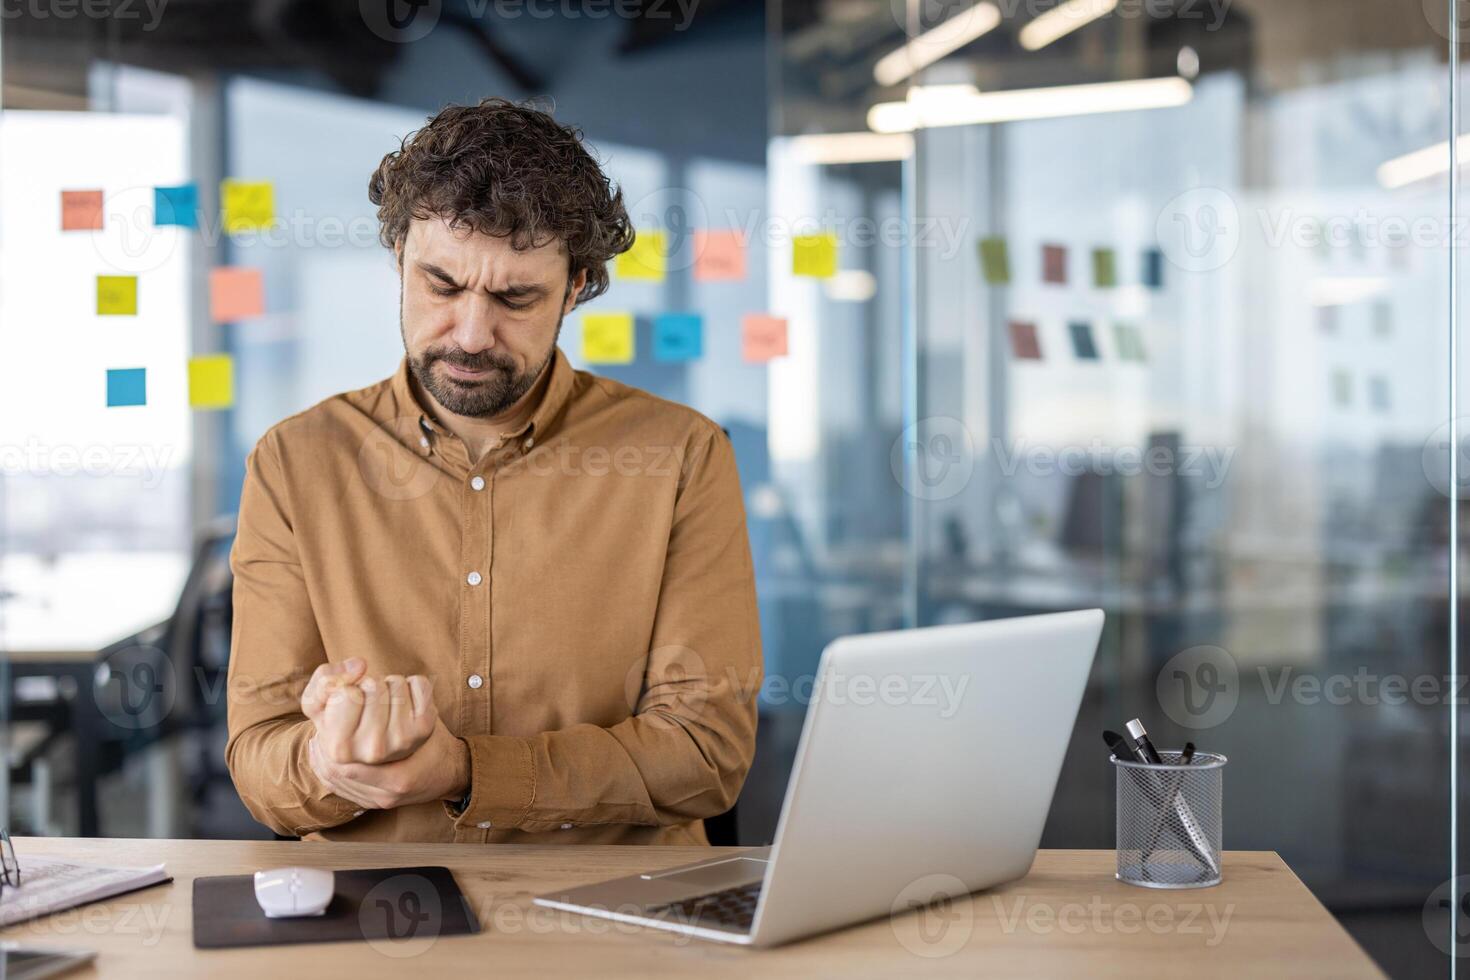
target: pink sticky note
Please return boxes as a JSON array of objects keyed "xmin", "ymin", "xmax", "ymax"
[
  {"xmin": 742, "ymin": 314, "xmax": 788, "ymax": 363},
  {"xmin": 209, "ymin": 266, "xmax": 265, "ymax": 323},
  {"xmin": 693, "ymin": 230, "xmax": 747, "ymax": 282},
  {"xmin": 61, "ymin": 190, "xmax": 104, "ymax": 231}
]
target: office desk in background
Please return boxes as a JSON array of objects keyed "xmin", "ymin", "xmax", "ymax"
[
  {"xmin": 0, "ymin": 552, "xmax": 190, "ymax": 835},
  {"xmin": 4, "ymin": 838, "xmax": 1384, "ymax": 978}
]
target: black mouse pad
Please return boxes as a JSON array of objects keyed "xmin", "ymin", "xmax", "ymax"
[{"xmin": 192, "ymin": 865, "xmax": 480, "ymax": 949}]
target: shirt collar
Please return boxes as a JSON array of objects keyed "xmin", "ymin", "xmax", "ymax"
[{"xmin": 390, "ymin": 347, "xmax": 575, "ymax": 452}]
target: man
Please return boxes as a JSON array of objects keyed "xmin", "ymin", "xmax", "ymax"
[{"xmin": 225, "ymin": 98, "xmax": 762, "ymax": 846}]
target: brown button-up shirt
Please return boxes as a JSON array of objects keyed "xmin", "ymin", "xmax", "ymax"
[{"xmin": 225, "ymin": 348, "xmax": 762, "ymax": 845}]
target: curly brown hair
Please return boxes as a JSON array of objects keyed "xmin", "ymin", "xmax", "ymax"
[{"xmin": 369, "ymin": 98, "xmax": 634, "ymax": 306}]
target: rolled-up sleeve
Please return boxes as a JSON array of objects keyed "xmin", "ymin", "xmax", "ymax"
[
  {"xmin": 447, "ymin": 426, "xmax": 762, "ymax": 833},
  {"xmin": 225, "ymin": 431, "xmax": 363, "ymax": 836}
]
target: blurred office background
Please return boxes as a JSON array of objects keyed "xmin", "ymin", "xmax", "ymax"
[{"xmin": 1, "ymin": 0, "xmax": 1467, "ymax": 975}]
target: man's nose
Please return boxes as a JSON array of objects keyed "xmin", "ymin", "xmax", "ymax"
[{"xmin": 449, "ymin": 295, "xmax": 500, "ymax": 354}]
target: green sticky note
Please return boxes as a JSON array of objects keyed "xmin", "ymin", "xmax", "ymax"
[
  {"xmin": 97, "ymin": 275, "xmax": 138, "ymax": 315},
  {"xmin": 1113, "ymin": 323, "xmax": 1147, "ymax": 362},
  {"xmin": 978, "ymin": 237, "xmax": 1010, "ymax": 285},
  {"xmin": 1092, "ymin": 248, "xmax": 1117, "ymax": 288}
]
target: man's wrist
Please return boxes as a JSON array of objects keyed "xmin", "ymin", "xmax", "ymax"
[{"xmin": 443, "ymin": 734, "xmax": 472, "ymax": 808}]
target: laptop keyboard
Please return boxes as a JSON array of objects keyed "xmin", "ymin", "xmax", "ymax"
[{"xmin": 647, "ymin": 880, "xmax": 762, "ymax": 930}]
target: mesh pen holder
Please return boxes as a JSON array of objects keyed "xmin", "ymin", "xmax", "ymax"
[{"xmin": 1113, "ymin": 750, "xmax": 1226, "ymax": 889}]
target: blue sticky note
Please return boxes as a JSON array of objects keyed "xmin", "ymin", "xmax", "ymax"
[
  {"xmin": 653, "ymin": 313, "xmax": 704, "ymax": 362},
  {"xmin": 1142, "ymin": 248, "xmax": 1164, "ymax": 289},
  {"xmin": 154, "ymin": 184, "xmax": 199, "ymax": 228},
  {"xmin": 106, "ymin": 368, "xmax": 147, "ymax": 407},
  {"xmin": 1068, "ymin": 321, "xmax": 1099, "ymax": 360}
]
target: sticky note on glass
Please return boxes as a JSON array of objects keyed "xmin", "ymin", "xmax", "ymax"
[
  {"xmin": 978, "ymin": 237, "xmax": 1010, "ymax": 285},
  {"xmin": 1092, "ymin": 248, "xmax": 1117, "ymax": 288},
  {"xmin": 97, "ymin": 275, "xmax": 138, "ymax": 316},
  {"xmin": 1069, "ymin": 322, "xmax": 1099, "ymax": 360},
  {"xmin": 653, "ymin": 313, "xmax": 703, "ymax": 362},
  {"xmin": 189, "ymin": 354, "xmax": 235, "ymax": 409},
  {"xmin": 742, "ymin": 314, "xmax": 788, "ymax": 363},
  {"xmin": 106, "ymin": 368, "xmax": 146, "ymax": 407},
  {"xmin": 221, "ymin": 179, "xmax": 274, "ymax": 233},
  {"xmin": 792, "ymin": 233, "xmax": 838, "ymax": 278},
  {"xmin": 1042, "ymin": 244, "xmax": 1067, "ymax": 285},
  {"xmin": 155, "ymin": 184, "xmax": 199, "ymax": 228},
  {"xmin": 62, "ymin": 190, "xmax": 104, "ymax": 231},
  {"xmin": 582, "ymin": 312, "xmax": 635, "ymax": 364},
  {"xmin": 1113, "ymin": 323, "xmax": 1147, "ymax": 362},
  {"xmin": 1369, "ymin": 375, "xmax": 1391, "ymax": 411},
  {"xmin": 210, "ymin": 266, "xmax": 265, "ymax": 322},
  {"xmin": 693, "ymin": 230, "xmax": 747, "ymax": 282},
  {"xmin": 616, "ymin": 231, "xmax": 667, "ymax": 282},
  {"xmin": 1008, "ymin": 320, "xmax": 1043, "ymax": 360},
  {"xmin": 1142, "ymin": 248, "xmax": 1164, "ymax": 289}
]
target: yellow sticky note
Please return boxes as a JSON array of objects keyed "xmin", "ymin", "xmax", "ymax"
[
  {"xmin": 615, "ymin": 230, "xmax": 666, "ymax": 282},
  {"xmin": 792, "ymin": 233, "xmax": 838, "ymax": 278},
  {"xmin": 97, "ymin": 275, "xmax": 138, "ymax": 316},
  {"xmin": 188, "ymin": 354, "xmax": 235, "ymax": 410},
  {"xmin": 581, "ymin": 312, "xmax": 635, "ymax": 364},
  {"xmin": 221, "ymin": 179, "xmax": 274, "ymax": 233}
]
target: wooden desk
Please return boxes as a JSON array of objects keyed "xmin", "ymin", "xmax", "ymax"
[{"xmin": 3, "ymin": 838, "xmax": 1383, "ymax": 978}]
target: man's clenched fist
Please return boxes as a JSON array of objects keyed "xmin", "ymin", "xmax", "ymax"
[{"xmin": 301, "ymin": 658, "xmax": 437, "ymax": 764}]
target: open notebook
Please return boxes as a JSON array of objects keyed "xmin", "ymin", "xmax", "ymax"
[{"xmin": 0, "ymin": 856, "xmax": 170, "ymax": 928}]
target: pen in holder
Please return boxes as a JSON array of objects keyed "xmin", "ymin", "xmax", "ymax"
[{"xmin": 1112, "ymin": 750, "xmax": 1225, "ymax": 888}]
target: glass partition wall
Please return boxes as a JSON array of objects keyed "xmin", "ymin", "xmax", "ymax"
[{"xmin": 775, "ymin": 1, "xmax": 1457, "ymax": 975}]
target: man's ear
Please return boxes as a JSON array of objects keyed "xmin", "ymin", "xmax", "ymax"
[
  {"xmin": 394, "ymin": 238, "xmax": 405, "ymax": 271},
  {"xmin": 564, "ymin": 268, "xmax": 588, "ymax": 314}
]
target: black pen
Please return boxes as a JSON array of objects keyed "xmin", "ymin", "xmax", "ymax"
[
  {"xmin": 1181, "ymin": 741, "xmax": 1196, "ymax": 766},
  {"xmin": 1125, "ymin": 719, "xmax": 1164, "ymax": 765}
]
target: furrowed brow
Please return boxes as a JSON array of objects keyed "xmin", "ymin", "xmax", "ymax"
[
  {"xmin": 493, "ymin": 283, "xmax": 548, "ymax": 299},
  {"xmin": 416, "ymin": 262, "xmax": 461, "ymax": 287}
]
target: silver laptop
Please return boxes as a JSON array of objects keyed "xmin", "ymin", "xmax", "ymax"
[{"xmin": 533, "ymin": 609, "xmax": 1104, "ymax": 947}]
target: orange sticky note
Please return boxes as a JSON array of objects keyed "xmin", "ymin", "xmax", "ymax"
[
  {"xmin": 792, "ymin": 233, "xmax": 838, "ymax": 278},
  {"xmin": 742, "ymin": 314, "xmax": 788, "ymax": 363},
  {"xmin": 582, "ymin": 312, "xmax": 635, "ymax": 364},
  {"xmin": 693, "ymin": 230, "xmax": 747, "ymax": 282},
  {"xmin": 188, "ymin": 354, "xmax": 235, "ymax": 409},
  {"xmin": 209, "ymin": 266, "xmax": 265, "ymax": 322},
  {"xmin": 62, "ymin": 190, "xmax": 104, "ymax": 231}
]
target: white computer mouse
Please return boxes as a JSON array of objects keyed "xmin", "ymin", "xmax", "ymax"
[{"xmin": 253, "ymin": 867, "xmax": 335, "ymax": 918}]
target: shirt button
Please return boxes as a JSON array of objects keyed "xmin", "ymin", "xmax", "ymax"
[
  {"xmin": 353, "ymin": 810, "xmax": 365, "ymax": 818},
  {"xmin": 467, "ymin": 571, "xmax": 482, "ymax": 586},
  {"xmin": 523, "ymin": 437, "xmax": 535, "ymax": 450},
  {"xmin": 560, "ymin": 823, "xmax": 573, "ymax": 830},
  {"xmin": 470, "ymin": 475, "xmax": 485, "ymax": 491},
  {"xmin": 418, "ymin": 436, "xmax": 430, "ymax": 448},
  {"xmin": 476, "ymin": 821, "xmax": 492, "ymax": 829},
  {"xmin": 467, "ymin": 673, "xmax": 484, "ymax": 689}
]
